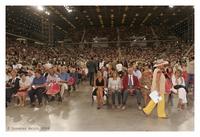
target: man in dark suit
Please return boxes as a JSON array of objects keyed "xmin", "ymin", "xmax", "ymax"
[
  {"xmin": 86, "ymin": 57, "xmax": 97, "ymax": 86},
  {"xmin": 6, "ymin": 70, "xmax": 20, "ymax": 107},
  {"xmin": 121, "ymin": 68, "xmax": 143, "ymax": 110}
]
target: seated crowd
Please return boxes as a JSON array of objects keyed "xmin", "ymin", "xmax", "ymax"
[
  {"xmin": 6, "ymin": 38, "xmax": 194, "ymax": 118},
  {"xmin": 6, "ymin": 64, "xmax": 83, "ymax": 107}
]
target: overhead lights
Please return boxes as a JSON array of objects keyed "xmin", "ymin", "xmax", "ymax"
[
  {"xmin": 34, "ymin": 6, "xmax": 50, "ymax": 16},
  {"xmin": 64, "ymin": 6, "xmax": 72, "ymax": 13},
  {"xmin": 83, "ymin": 10, "xmax": 87, "ymax": 13},
  {"xmin": 45, "ymin": 11, "xmax": 50, "ymax": 15},
  {"xmin": 36, "ymin": 6, "xmax": 44, "ymax": 11},
  {"xmin": 111, "ymin": 14, "xmax": 114, "ymax": 27},
  {"xmin": 121, "ymin": 13, "xmax": 127, "ymax": 24}
]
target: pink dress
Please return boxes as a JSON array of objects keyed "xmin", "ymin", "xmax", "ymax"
[
  {"xmin": 46, "ymin": 82, "xmax": 60, "ymax": 95},
  {"xmin": 46, "ymin": 74, "xmax": 60, "ymax": 95}
]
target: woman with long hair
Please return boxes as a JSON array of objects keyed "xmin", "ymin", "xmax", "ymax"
[
  {"xmin": 108, "ymin": 71, "xmax": 122, "ymax": 109},
  {"xmin": 94, "ymin": 71, "xmax": 105, "ymax": 109}
]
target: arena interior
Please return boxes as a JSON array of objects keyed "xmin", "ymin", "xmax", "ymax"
[{"xmin": 6, "ymin": 6, "xmax": 194, "ymax": 131}]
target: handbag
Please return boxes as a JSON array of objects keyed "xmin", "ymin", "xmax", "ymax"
[{"xmin": 174, "ymin": 85, "xmax": 188, "ymax": 93}]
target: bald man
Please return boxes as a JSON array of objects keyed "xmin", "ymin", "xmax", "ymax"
[{"xmin": 121, "ymin": 68, "xmax": 143, "ymax": 110}]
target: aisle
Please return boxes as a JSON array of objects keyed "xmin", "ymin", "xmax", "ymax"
[{"xmin": 6, "ymin": 82, "xmax": 194, "ymax": 131}]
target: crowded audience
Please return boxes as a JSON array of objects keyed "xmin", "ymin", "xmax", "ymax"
[{"xmin": 6, "ymin": 33, "xmax": 194, "ymax": 119}]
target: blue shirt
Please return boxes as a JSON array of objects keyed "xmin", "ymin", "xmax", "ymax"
[
  {"xmin": 32, "ymin": 76, "xmax": 46, "ymax": 85},
  {"xmin": 59, "ymin": 72, "xmax": 70, "ymax": 81}
]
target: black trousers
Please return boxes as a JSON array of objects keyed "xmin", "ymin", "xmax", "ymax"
[
  {"xmin": 88, "ymin": 72, "xmax": 94, "ymax": 86},
  {"xmin": 28, "ymin": 87, "xmax": 46, "ymax": 104},
  {"xmin": 6, "ymin": 87, "xmax": 17, "ymax": 103}
]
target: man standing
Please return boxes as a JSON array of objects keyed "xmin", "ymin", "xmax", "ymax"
[
  {"xmin": 121, "ymin": 68, "xmax": 143, "ymax": 110},
  {"xmin": 143, "ymin": 59, "xmax": 168, "ymax": 119},
  {"xmin": 86, "ymin": 57, "xmax": 97, "ymax": 86},
  {"xmin": 116, "ymin": 60, "xmax": 123, "ymax": 77},
  {"xmin": 133, "ymin": 64, "xmax": 142, "ymax": 80}
]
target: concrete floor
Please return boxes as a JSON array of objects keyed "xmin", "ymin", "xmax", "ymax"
[{"xmin": 6, "ymin": 81, "xmax": 194, "ymax": 131}]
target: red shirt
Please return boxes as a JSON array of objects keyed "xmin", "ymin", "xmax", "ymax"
[{"xmin": 122, "ymin": 74, "xmax": 141, "ymax": 91}]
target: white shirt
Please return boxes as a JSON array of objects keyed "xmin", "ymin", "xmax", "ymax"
[
  {"xmin": 108, "ymin": 77, "xmax": 122, "ymax": 90},
  {"xmin": 12, "ymin": 64, "xmax": 18, "ymax": 69},
  {"xmin": 133, "ymin": 70, "xmax": 142, "ymax": 80},
  {"xmin": 128, "ymin": 74, "xmax": 134, "ymax": 85},
  {"xmin": 99, "ymin": 61, "xmax": 105, "ymax": 70},
  {"xmin": 17, "ymin": 64, "xmax": 22, "ymax": 69},
  {"xmin": 47, "ymin": 74, "xmax": 59, "ymax": 83},
  {"xmin": 28, "ymin": 76, "xmax": 35, "ymax": 84},
  {"xmin": 171, "ymin": 74, "xmax": 185, "ymax": 86},
  {"xmin": 19, "ymin": 77, "xmax": 31, "ymax": 88},
  {"xmin": 116, "ymin": 63, "xmax": 123, "ymax": 72}
]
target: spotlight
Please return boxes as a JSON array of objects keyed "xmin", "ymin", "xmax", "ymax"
[
  {"xmin": 45, "ymin": 11, "xmax": 50, "ymax": 15},
  {"xmin": 37, "ymin": 6, "xmax": 44, "ymax": 11},
  {"xmin": 64, "ymin": 6, "xmax": 72, "ymax": 13}
]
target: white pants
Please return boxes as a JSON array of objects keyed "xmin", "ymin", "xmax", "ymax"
[
  {"xmin": 60, "ymin": 83, "xmax": 68, "ymax": 97},
  {"xmin": 172, "ymin": 87, "xmax": 187, "ymax": 104}
]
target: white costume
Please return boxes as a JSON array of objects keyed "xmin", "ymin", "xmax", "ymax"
[{"xmin": 171, "ymin": 75, "xmax": 187, "ymax": 103}]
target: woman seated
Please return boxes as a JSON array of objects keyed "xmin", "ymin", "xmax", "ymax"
[
  {"xmin": 171, "ymin": 69, "xmax": 187, "ymax": 110},
  {"xmin": 94, "ymin": 71, "xmax": 105, "ymax": 109},
  {"xmin": 46, "ymin": 67, "xmax": 60, "ymax": 96},
  {"xmin": 16, "ymin": 73, "xmax": 31, "ymax": 107},
  {"xmin": 108, "ymin": 71, "xmax": 122, "ymax": 109}
]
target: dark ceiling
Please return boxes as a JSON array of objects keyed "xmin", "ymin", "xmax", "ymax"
[{"xmin": 6, "ymin": 6, "xmax": 194, "ymax": 43}]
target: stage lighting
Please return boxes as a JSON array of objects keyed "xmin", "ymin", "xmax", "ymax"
[
  {"xmin": 64, "ymin": 6, "xmax": 72, "ymax": 13},
  {"xmin": 37, "ymin": 6, "xmax": 44, "ymax": 11},
  {"xmin": 45, "ymin": 11, "xmax": 50, "ymax": 15}
]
